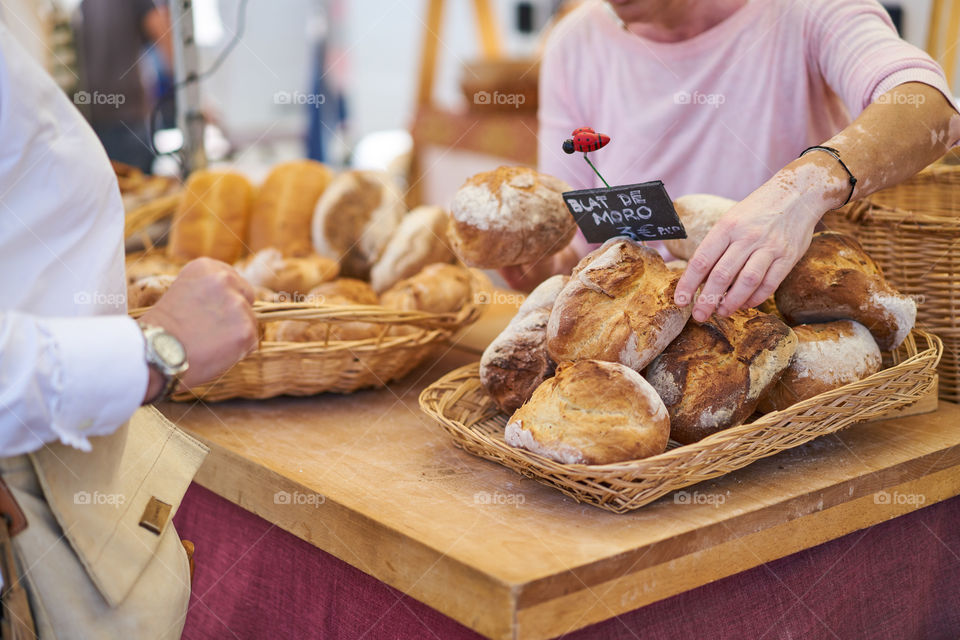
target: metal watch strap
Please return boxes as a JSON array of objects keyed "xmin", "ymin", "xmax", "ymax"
[{"xmin": 139, "ymin": 323, "xmax": 187, "ymax": 403}]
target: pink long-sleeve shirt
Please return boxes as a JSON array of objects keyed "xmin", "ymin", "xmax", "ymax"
[{"xmin": 539, "ymin": 0, "xmax": 956, "ymax": 213}]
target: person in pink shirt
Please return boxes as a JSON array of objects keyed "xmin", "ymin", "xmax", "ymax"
[{"xmin": 503, "ymin": 0, "xmax": 960, "ymax": 324}]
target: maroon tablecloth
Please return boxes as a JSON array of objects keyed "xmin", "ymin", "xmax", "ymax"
[{"xmin": 173, "ymin": 484, "xmax": 960, "ymax": 639}]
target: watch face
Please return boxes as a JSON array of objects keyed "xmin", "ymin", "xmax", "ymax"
[{"xmin": 154, "ymin": 333, "xmax": 187, "ymax": 368}]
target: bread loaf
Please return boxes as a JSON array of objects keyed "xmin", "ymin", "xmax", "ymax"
[
  {"xmin": 663, "ymin": 194, "xmax": 735, "ymax": 260},
  {"xmin": 775, "ymin": 231, "xmax": 916, "ymax": 350},
  {"xmin": 167, "ymin": 170, "xmax": 254, "ymax": 264},
  {"xmin": 307, "ymin": 278, "xmax": 378, "ymax": 305},
  {"xmin": 645, "ymin": 308, "xmax": 797, "ymax": 445},
  {"xmin": 235, "ymin": 248, "xmax": 339, "ymax": 297},
  {"xmin": 448, "ymin": 166, "xmax": 575, "ymax": 268},
  {"xmin": 757, "ymin": 320, "xmax": 882, "ymax": 413},
  {"xmin": 546, "ymin": 238, "xmax": 691, "ymax": 371},
  {"xmin": 504, "ymin": 360, "xmax": 670, "ymax": 465},
  {"xmin": 125, "ymin": 253, "xmax": 182, "ymax": 285},
  {"xmin": 263, "ymin": 294, "xmax": 382, "ymax": 342},
  {"xmin": 480, "ymin": 275, "xmax": 569, "ymax": 414},
  {"xmin": 248, "ymin": 160, "xmax": 334, "ymax": 256},
  {"xmin": 370, "ymin": 205, "xmax": 454, "ymax": 293},
  {"xmin": 127, "ymin": 274, "xmax": 176, "ymax": 309},
  {"xmin": 380, "ymin": 263, "xmax": 473, "ymax": 314},
  {"xmin": 311, "ymin": 170, "xmax": 405, "ymax": 278}
]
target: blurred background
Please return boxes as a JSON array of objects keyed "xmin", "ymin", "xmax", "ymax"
[{"xmin": 1, "ymin": 0, "xmax": 957, "ymax": 207}]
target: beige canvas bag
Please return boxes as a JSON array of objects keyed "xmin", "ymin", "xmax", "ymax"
[{"xmin": 0, "ymin": 407, "xmax": 208, "ymax": 639}]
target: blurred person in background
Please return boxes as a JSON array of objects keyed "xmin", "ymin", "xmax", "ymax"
[
  {"xmin": 73, "ymin": 0, "xmax": 173, "ymax": 172},
  {"xmin": 505, "ymin": 0, "xmax": 960, "ymax": 324}
]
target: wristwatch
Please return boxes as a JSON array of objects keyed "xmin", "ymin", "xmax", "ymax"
[{"xmin": 139, "ymin": 323, "xmax": 189, "ymax": 403}]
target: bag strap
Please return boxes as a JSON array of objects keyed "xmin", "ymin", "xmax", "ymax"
[{"xmin": 0, "ymin": 477, "xmax": 36, "ymax": 640}]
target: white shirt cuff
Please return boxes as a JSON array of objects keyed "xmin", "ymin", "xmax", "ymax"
[{"xmin": 43, "ymin": 315, "xmax": 148, "ymax": 450}]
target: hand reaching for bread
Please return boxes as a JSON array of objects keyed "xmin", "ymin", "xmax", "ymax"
[{"xmin": 139, "ymin": 258, "xmax": 258, "ymax": 398}]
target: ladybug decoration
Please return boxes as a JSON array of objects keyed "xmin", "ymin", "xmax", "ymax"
[{"xmin": 562, "ymin": 127, "xmax": 611, "ymax": 154}]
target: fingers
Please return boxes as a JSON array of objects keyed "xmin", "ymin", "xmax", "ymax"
[
  {"xmin": 674, "ymin": 226, "xmax": 730, "ymax": 307},
  {"xmin": 228, "ymin": 267, "xmax": 256, "ymax": 304},
  {"xmin": 745, "ymin": 257, "xmax": 794, "ymax": 308},
  {"xmin": 717, "ymin": 250, "xmax": 775, "ymax": 316}
]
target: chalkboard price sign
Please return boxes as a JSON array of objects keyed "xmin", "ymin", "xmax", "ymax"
[{"xmin": 562, "ymin": 180, "xmax": 687, "ymax": 244}]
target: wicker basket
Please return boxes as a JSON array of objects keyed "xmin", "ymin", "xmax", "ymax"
[
  {"xmin": 419, "ymin": 330, "xmax": 941, "ymax": 514},
  {"xmin": 131, "ymin": 277, "xmax": 484, "ymax": 401},
  {"xmin": 822, "ymin": 163, "xmax": 960, "ymax": 402}
]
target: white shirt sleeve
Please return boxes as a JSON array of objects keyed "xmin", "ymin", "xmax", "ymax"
[{"xmin": 0, "ymin": 312, "xmax": 149, "ymax": 456}]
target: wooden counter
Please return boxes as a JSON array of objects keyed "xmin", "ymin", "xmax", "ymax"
[{"xmin": 159, "ymin": 307, "xmax": 960, "ymax": 640}]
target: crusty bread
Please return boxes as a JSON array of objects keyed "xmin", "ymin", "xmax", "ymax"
[
  {"xmin": 127, "ymin": 274, "xmax": 176, "ymax": 309},
  {"xmin": 311, "ymin": 170, "xmax": 405, "ymax": 278},
  {"xmin": 663, "ymin": 194, "xmax": 735, "ymax": 260},
  {"xmin": 665, "ymin": 259, "xmax": 687, "ymax": 272},
  {"xmin": 645, "ymin": 308, "xmax": 797, "ymax": 445},
  {"xmin": 235, "ymin": 248, "xmax": 339, "ymax": 297},
  {"xmin": 504, "ymin": 360, "xmax": 670, "ymax": 465},
  {"xmin": 546, "ymin": 238, "xmax": 692, "ymax": 372},
  {"xmin": 480, "ymin": 275, "xmax": 569, "ymax": 414},
  {"xmin": 125, "ymin": 253, "xmax": 182, "ymax": 285},
  {"xmin": 248, "ymin": 160, "xmax": 334, "ymax": 256},
  {"xmin": 775, "ymin": 231, "xmax": 916, "ymax": 350},
  {"xmin": 757, "ymin": 320, "xmax": 882, "ymax": 413},
  {"xmin": 448, "ymin": 166, "xmax": 575, "ymax": 268},
  {"xmin": 370, "ymin": 205, "xmax": 454, "ymax": 293},
  {"xmin": 380, "ymin": 263, "xmax": 473, "ymax": 314},
  {"xmin": 167, "ymin": 170, "xmax": 254, "ymax": 264},
  {"xmin": 263, "ymin": 294, "xmax": 381, "ymax": 342},
  {"xmin": 306, "ymin": 278, "xmax": 378, "ymax": 305}
]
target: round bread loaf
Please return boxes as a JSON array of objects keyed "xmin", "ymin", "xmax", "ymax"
[
  {"xmin": 448, "ymin": 166, "xmax": 575, "ymax": 268},
  {"xmin": 546, "ymin": 238, "xmax": 692, "ymax": 372},
  {"xmin": 235, "ymin": 248, "xmax": 339, "ymax": 298},
  {"xmin": 249, "ymin": 160, "xmax": 334, "ymax": 256},
  {"xmin": 775, "ymin": 231, "xmax": 916, "ymax": 350},
  {"xmin": 167, "ymin": 170, "xmax": 254, "ymax": 264},
  {"xmin": 311, "ymin": 170, "xmax": 405, "ymax": 278},
  {"xmin": 263, "ymin": 294, "xmax": 382, "ymax": 343},
  {"xmin": 645, "ymin": 308, "xmax": 797, "ymax": 445},
  {"xmin": 757, "ymin": 320, "xmax": 882, "ymax": 413},
  {"xmin": 370, "ymin": 205, "xmax": 454, "ymax": 293},
  {"xmin": 504, "ymin": 360, "xmax": 670, "ymax": 465},
  {"xmin": 480, "ymin": 274, "xmax": 569, "ymax": 414},
  {"xmin": 380, "ymin": 263, "xmax": 473, "ymax": 314},
  {"xmin": 127, "ymin": 274, "xmax": 176, "ymax": 309},
  {"xmin": 663, "ymin": 194, "xmax": 735, "ymax": 260},
  {"xmin": 306, "ymin": 278, "xmax": 378, "ymax": 305}
]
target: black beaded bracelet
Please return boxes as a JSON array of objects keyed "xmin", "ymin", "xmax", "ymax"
[{"xmin": 799, "ymin": 145, "xmax": 858, "ymax": 206}]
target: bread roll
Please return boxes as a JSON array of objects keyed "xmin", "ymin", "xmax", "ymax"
[
  {"xmin": 248, "ymin": 160, "xmax": 334, "ymax": 256},
  {"xmin": 665, "ymin": 259, "xmax": 687, "ymax": 272},
  {"xmin": 380, "ymin": 263, "xmax": 473, "ymax": 314},
  {"xmin": 263, "ymin": 294, "xmax": 382, "ymax": 342},
  {"xmin": 775, "ymin": 231, "xmax": 916, "ymax": 350},
  {"xmin": 480, "ymin": 275, "xmax": 569, "ymax": 414},
  {"xmin": 312, "ymin": 170, "xmax": 405, "ymax": 278},
  {"xmin": 306, "ymin": 278, "xmax": 378, "ymax": 305},
  {"xmin": 127, "ymin": 274, "xmax": 176, "ymax": 309},
  {"xmin": 546, "ymin": 238, "xmax": 692, "ymax": 372},
  {"xmin": 125, "ymin": 253, "xmax": 182, "ymax": 285},
  {"xmin": 663, "ymin": 194, "xmax": 735, "ymax": 260},
  {"xmin": 235, "ymin": 248, "xmax": 339, "ymax": 297},
  {"xmin": 167, "ymin": 170, "xmax": 254, "ymax": 263},
  {"xmin": 757, "ymin": 320, "xmax": 882, "ymax": 413},
  {"xmin": 645, "ymin": 308, "xmax": 797, "ymax": 445},
  {"xmin": 370, "ymin": 205, "xmax": 454, "ymax": 293},
  {"xmin": 448, "ymin": 166, "xmax": 575, "ymax": 268},
  {"xmin": 504, "ymin": 360, "xmax": 669, "ymax": 465}
]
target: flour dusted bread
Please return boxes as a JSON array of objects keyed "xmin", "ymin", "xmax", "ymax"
[
  {"xmin": 248, "ymin": 160, "xmax": 334, "ymax": 256},
  {"xmin": 127, "ymin": 274, "xmax": 176, "ymax": 309},
  {"xmin": 235, "ymin": 248, "xmax": 339, "ymax": 297},
  {"xmin": 645, "ymin": 308, "xmax": 797, "ymax": 445},
  {"xmin": 663, "ymin": 194, "xmax": 735, "ymax": 260},
  {"xmin": 758, "ymin": 320, "xmax": 882, "ymax": 413},
  {"xmin": 370, "ymin": 205, "xmax": 454, "ymax": 293},
  {"xmin": 448, "ymin": 166, "xmax": 575, "ymax": 268},
  {"xmin": 311, "ymin": 170, "xmax": 405, "ymax": 278},
  {"xmin": 480, "ymin": 275, "xmax": 568, "ymax": 414},
  {"xmin": 167, "ymin": 170, "xmax": 254, "ymax": 264},
  {"xmin": 546, "ymin": 238, "xmax": 691, "ymax": 371},
  {"xmin": 504, "ymin": 360, "xmax": 669, "ymax": 465},
  {"xmin": 380, "ymin": 263, "xmax": 473, "ymax": 314},
  {"xmin": 307, "ymin": 278, "xmax": 378, "ymax": 305},
  {"xmin": 775, "ymin": 231, "xmax": 916, "ymax": 350}
]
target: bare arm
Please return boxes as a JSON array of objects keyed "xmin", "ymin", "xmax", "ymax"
[{"xmin": 675, "ymin": 82, "xmax": 960, "ymax": 322}]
